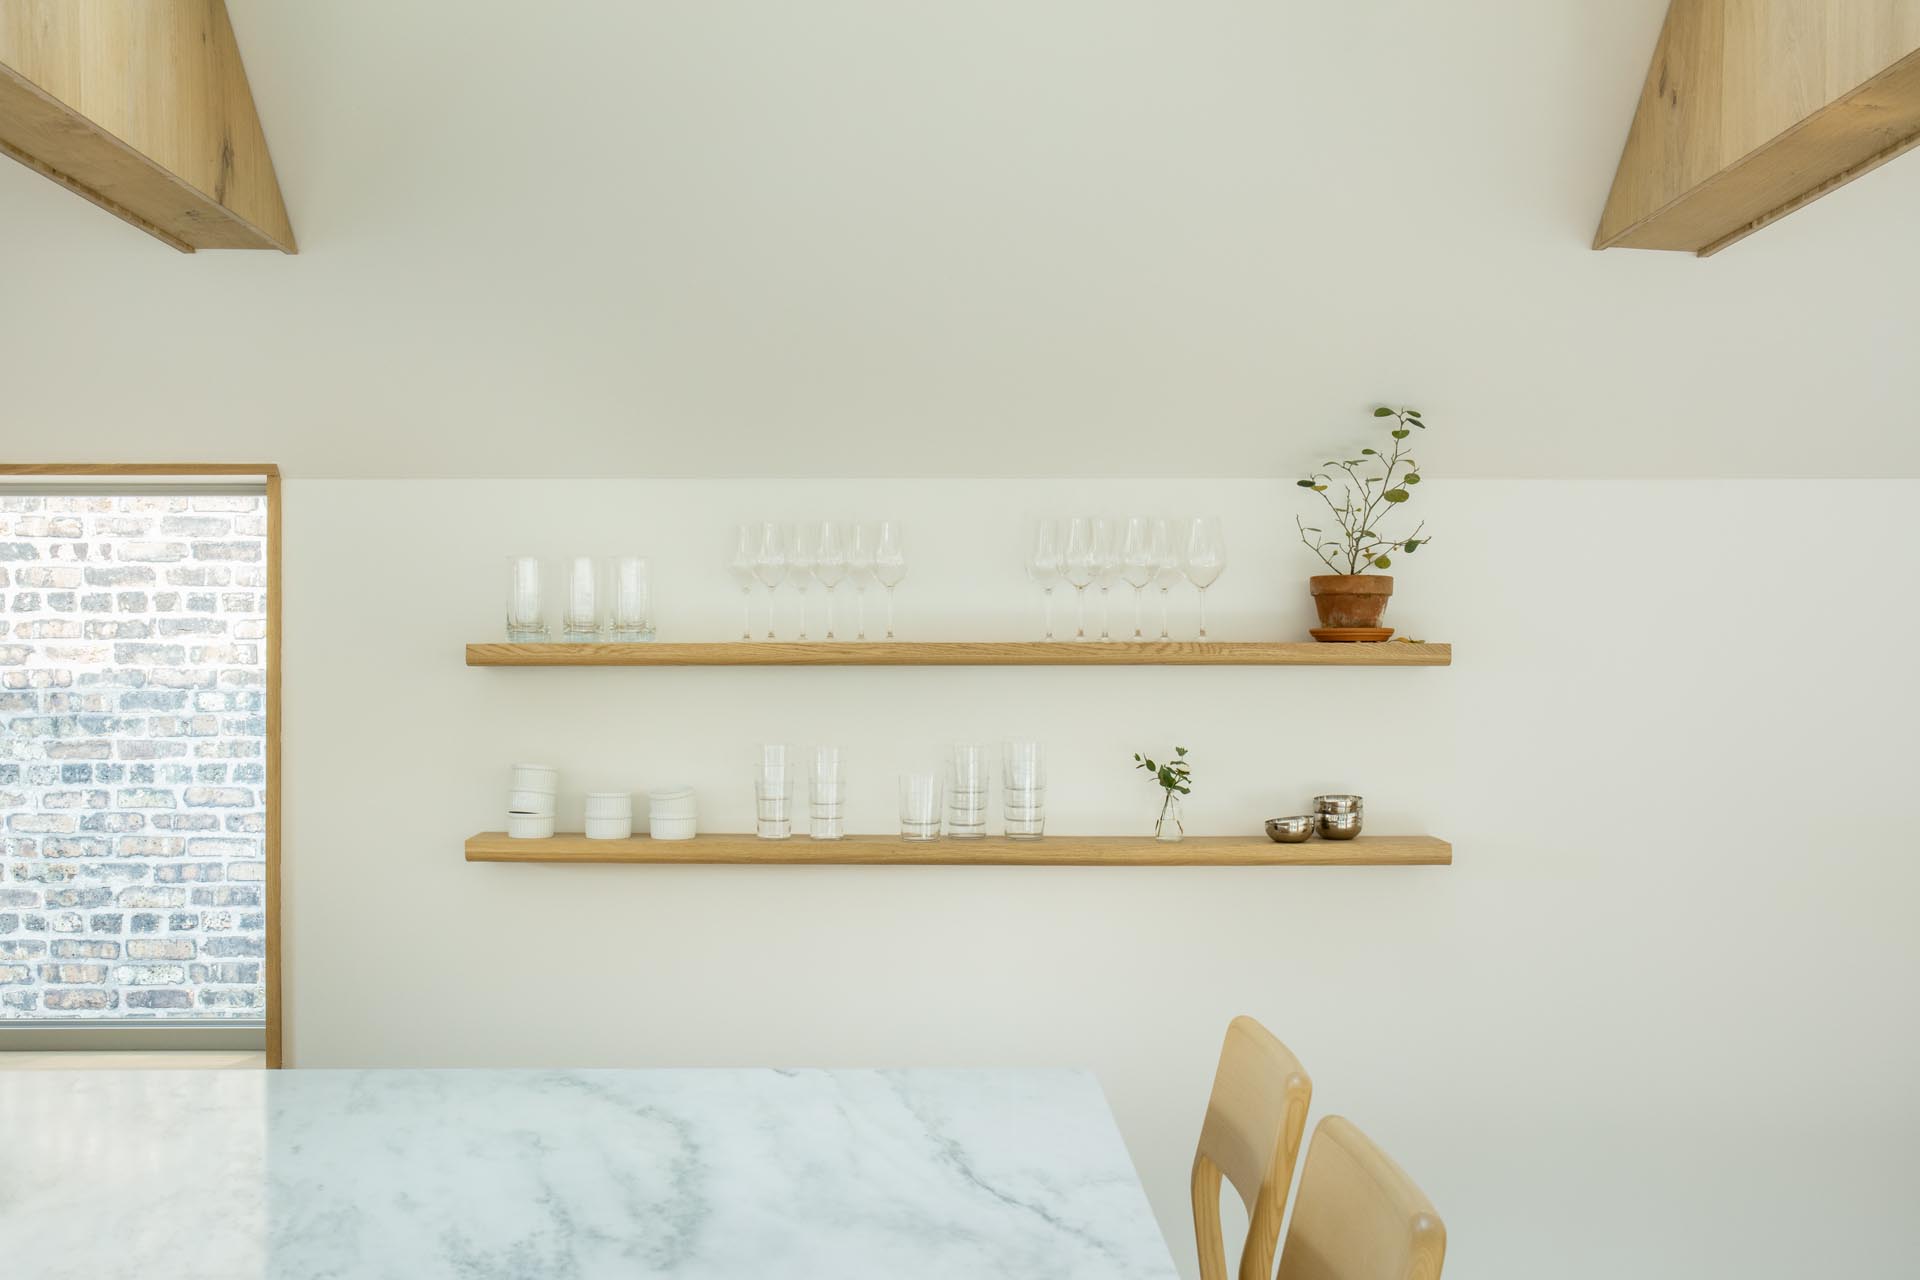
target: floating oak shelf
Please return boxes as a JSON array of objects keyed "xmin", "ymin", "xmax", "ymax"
[
  {"xmin": 465, "ymin": 641, "xmax": 1451, "ymax": 668},
  {"xmin": 465, "ymin": 832, "xmax": 1451, "ymax": 867}
]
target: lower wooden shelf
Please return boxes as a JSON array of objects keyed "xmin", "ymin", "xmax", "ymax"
[{"xmin": 465, "ymin": 832, "xmax": 1451, "ymax": 867}]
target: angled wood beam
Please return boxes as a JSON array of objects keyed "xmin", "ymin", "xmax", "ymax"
[
  {"xmin": 0, "ymin": 0, "xmax": 295, "ymax": 252},
  {"xmin": 1596, "ymin": 0, "xmax": 1920, "ymax": 256}
]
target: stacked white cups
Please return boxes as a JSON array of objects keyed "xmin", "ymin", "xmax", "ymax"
[
  {"xmin": 649, "ymin": 787, "xmax": 697, "ymax": 840},
  {"xmin": 507, "ymin": 764, "xmax": 558, "ymax": 839},
  {"xmin": 584, "ymin": 791, "xmax": 634, "ymax": 840}
]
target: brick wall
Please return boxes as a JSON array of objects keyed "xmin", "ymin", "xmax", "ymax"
[{"xmin": 0, "ymin": 493, "xmax": 266, "ymax": 1020}]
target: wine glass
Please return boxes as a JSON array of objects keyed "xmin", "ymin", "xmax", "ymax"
[
  {"xmin": 845, "ymin": 523, "xmax": 876, "ymax": 640},
  {"xmin": 1062, "ymin": 517, "xmax": 1095, "ymax": 642},
  {"xmin": 1149, "ymin": 518, "xmax": 1182, "ymax": 640},
  {"xmin": 727, "ymin": 526, "xmax": 757, "ymax": 640},
  {"xmin": 787, "ymin": 524, "xmax": 817, "ymax": 641},
  {"xmin": 872, "ymin": 521, "xmax": 906, "ymax": 639},
  {"xmin": 1090, "ymin": 518, "xmax": 1120, "ymax": 642},
  {"xmin": 1026, "ymin": 520, "xmax": 1065, "ymax": 641},
  {"xmin": 1120, "ymin": 516, "xmax": 1153, "ymax": 641},
  {"xmin": 813, "ymin": 521, "xmax": 847, "ymax": 640},
  {"xmin": 752, "ymin": 522, "xmax": 787, "ymax": 639},
  {"xmin": 1182, "ymin": 517, "xmax": 1226, "ymax": 641}
]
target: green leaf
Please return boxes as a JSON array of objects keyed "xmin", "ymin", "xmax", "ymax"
[
  {"xmin": 1295, "ymin": 479, "xmax": 1317, "ymax": 487},
  {"xmin": 1384, "ymin": 488, "xmax": 1410, "ymax": 502},
  {"xmin": 1392, "ymin": 428, "xmax": 1410, "ymax": 439},
  {"xmin": 1175, "ymin": 746, "xmax": 1187, "ymax": 754},
  {"xmin": 1312, "ymin": 485, "xmax": 1327, "ymax": 492},
  {"xmin": 1360, "ymin": 448, "xmax": 1376, "ymax": 455},
  {"xmin": 1404, "ymin": 539, "xmax": 1422, "ymax": 551},
  {"xmin": 1372, "ymin": 407, "xmax": 1394, "ymax": 417},
  {"xmin": 1373, "ymin": 555, "xmax": 1392, "ymax": 569},
  {"xmin": 1403, "ymin": 474, "xmax": 1420, "ymax": 485}
]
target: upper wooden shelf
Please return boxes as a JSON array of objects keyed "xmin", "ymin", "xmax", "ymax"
[
  {"xmin": 466, "ymin": 832, "xmax": 1451, "ymax": 867},
  {"xmin": 465, "ymin": 641, "xmax": 1451, "ymax": 668}
]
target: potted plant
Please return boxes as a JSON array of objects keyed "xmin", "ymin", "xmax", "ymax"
[
  {"xmin": 1294, "ymin": 406, "xmax": 1431, "ymax": 639},
  {"xmin": 1133, "ymin": 747, "xmax": 1192, "ymax": 841}
]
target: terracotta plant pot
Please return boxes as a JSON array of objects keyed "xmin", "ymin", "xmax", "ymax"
[{"xmin": 1309, "ymin": 574, "xmax": 1393, "ymax": 629}]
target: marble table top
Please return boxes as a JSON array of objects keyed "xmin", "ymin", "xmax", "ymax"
[{"xmin": 1, "ymin": 1068, "xmax": 1178, "ymax": 1280}]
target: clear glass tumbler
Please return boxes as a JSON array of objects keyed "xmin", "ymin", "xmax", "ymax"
[
  {"xmin": 899, "ymin": 771, "xmax": 942, "ymax": 841},
  {"xmin": 563, "ymin": 555, "xmax": 601, "ymax": 642},
  {"xmin": 756, "ymin": 744, "xmax": 792, "ymax": 839},
  {"xmin": 506, "ymin": 556, "xmax": 548, "ymax": 642},
  {"xmin": 1002, "ymin": 740, "xmax": 1045, "ymax": 840},
  {"xmin": 810, "ymin": 746, "xmax": 845, "ymax": 841},
  {"xmin": 947, "ymin": 744, "xmax": 990, "ymax": 839},
  {"xmin": 608, "ymin": 555, "xmax": 654, "ymax": 642}
]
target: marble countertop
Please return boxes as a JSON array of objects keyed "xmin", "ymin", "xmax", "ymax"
[{"xmin": 0, "ymin": 1068, "xmax": 1178, "ymax": 1280}]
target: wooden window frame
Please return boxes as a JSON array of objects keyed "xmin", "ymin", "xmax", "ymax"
[{"xmin": 0, "ymin": 463, "xmax": 282, "ymax": 1067}]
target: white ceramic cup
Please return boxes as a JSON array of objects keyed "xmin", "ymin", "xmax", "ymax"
[
  {"xmin": 583, "ymin": 791, "xmax": 634, "ymax": 817},
  {"xmin": 507, "ymin": 789, "xmax": 557, "ymax": 815},
  {"xmin": 510, "ymin": 764, "xmax": 558, "ymax": 793},
  {"xmin": 647, "ymin": 787, "xmax": 696, "ymax": 819},
  {"xmin": 649, "ymin": 815, "xmax": 697, "ymax": 841},
  {"xmin": 506, "ymin": 812, "xmax": 556, "ymax": 840},
  {"xmin": 584, "ymin": 815, "xmax": 633, "ymax": 840}
]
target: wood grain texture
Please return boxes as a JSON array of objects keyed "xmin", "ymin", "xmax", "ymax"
[
  {"xmin": 466, "ymin": 641, "xmax": 1453, "ymax": 668},
  {"xmin": 1275, "ymin": 1117, "xmax": 1446, "ymax": 1280},
  {"xmin": 465, "ymin": 833, "xmax": 1452, "ymax": 867},
  {"xmin": 263, "ymin": 471, "xmax": 282, "ymax": 1069},
  {"xmin": 1192, "ymin": 1018, "xmax": 1313, "ymax": 1280},
  {"xmin": 1595, "ymin": 0, "xmax": 1920, "ymax": 255},
  {"xmin": 0, "ymin": 0, "xmax": 295, "ymax": 251}
]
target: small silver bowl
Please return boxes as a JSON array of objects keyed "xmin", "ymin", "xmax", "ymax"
[
  {"xmin": 1314, "ymin": 794, "xmax": 1365, "ymax": 815},
  {"xmin": 1265, "ymin": 815, "xmax": 1317, "ymax": 843},
  {"xmin": 1317, "ymin": 811, "xmax": 1364, "ymax": 840}
]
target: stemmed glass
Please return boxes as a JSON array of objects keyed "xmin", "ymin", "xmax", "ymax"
[
  {"xmin": 728, "ymin": 525, "xmax": 757, "ymax": 640},
  {"xmin": 872, "ymin": 521, "xmax": 906, "ymax": 639},
  {"xmin": 1150, "ymin": 518, "xmax": 1182, "ymax": 640},
  {"xmin": 787, "ymin": 524, "xmax": 817, "ymax": 641},
  {"xmin": 752, "ymin": 522, "xmax": 787, "ymax": 640},
  {"xmin": 1120, "ymin": 517, "xmax": 1153, "ymax": 641},
  {"xmin": 1182, "ymin": 517, "xmax": 1227, "ymax": 641},
  {"xmin": 846, "ymin": 523, "xmax": 876, "ymax": 640},
  {"xmin": 1090, "ymin": 518, "xmax": 1120, "ymax": 642},
  {"xmin": 1062, "ymin": 517, "xmax": 1095, "ymax": 642},
  {"xmin": 1027, "ymin": 520, "xmax": 1064, "ymax": 641},
  {"xmin": 813, "ymin": 521, "xmax": 847, "ymax": 640}
]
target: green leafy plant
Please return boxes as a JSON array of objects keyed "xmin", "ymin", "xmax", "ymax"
[
  {"xmin": 1295, "ymin": 406, "xmax": 1431, "ymax": 574},
  {"xmin": 1133, "ymin": 746, "xmax": 1192, "ymax": 838}
]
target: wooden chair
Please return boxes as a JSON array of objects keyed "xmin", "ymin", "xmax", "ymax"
[
  {"xmin": 1191, "ymin": 1016, "xmax": 1314, "ymax": 1280},
  {"xmin": 1274, "ymin": 1116, "xmax": 1446, "ymax": 1280}
]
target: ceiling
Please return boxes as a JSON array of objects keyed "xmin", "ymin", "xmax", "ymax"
[{"xmin": 2, "ymin": 0, "xmax": 1917, "ymax": 479}]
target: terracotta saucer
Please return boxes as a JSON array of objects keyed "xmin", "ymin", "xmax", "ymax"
[{"xmin": 1309, "ymin": 627, "xmax": 1394, "ymax": 643}]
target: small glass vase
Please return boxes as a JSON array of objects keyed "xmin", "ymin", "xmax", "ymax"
[{"xmin": 1155, "ymin": 793, "xmax": 1184, "ymax": 842}]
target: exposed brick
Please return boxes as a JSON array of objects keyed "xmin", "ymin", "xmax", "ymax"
[{"xmin": 127, "ymin": 939, "xmax": 195, "ymax": 960}]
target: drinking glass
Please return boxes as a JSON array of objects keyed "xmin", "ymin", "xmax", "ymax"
[
  {"xmin": 563, "ymin": 556, "xmax": 601, "ymax": 642},
  {"xmin": 1149, "ymin": 519, "xmax": 1182, "ymax": 640},
  {"xmin": 1090, "ymin": 518, "xmax": 1120, "ymax": 642},
  {"xmin": 505, "ymin": 556, "xmax": 548, "ymax": 642},
  {"xmin": 608, "ymin": 556, "xmax": 654, "ymax": 642},
  {"xmin": 1120, "ymin": 517, "xmax": 1153, "ymax": 641},
  {"xmin": 813, "ymin": 521, "xmax": 847, "ymax": 640},
  {"xmin": 811, "ymin": 746, "xmax": 845, "ymax": 841},
  {"xmin": 947, "ymin": 744, "xmax": 991, "ymax": 839},
  {"xmin": 899, "ymin": 771, "xmax": 942, "ymax": 841},
  {"xmin": 752, "ymin": 522, "xmax": 787, "ymax": 640},
  {"xmin": 727, "ymin": 525, "xmax": 757, "ymax": 640},
  {"xmin": 872, "ymin": 521, "xmax": 906, "ymax": 640},
  {"xmin": 846, "ymin": 523, "xmax": 877, "ymax": 640},
  {"xmin": 1002, "ymin": 740, "xmax": 1045, "ymax": 840},
  {"xmin": 1062, "ymin": 517, "xmax": 1095, "ymax": 642},
  {"xmin": 1182, "ymin": 517, "xmax": 1227, "ymax": 641},
  {"xmin": 756, "ymin": 744, "xmax": 793, "ymax": 840},
  {"xmin": 1026, "ymin": 520, "xmax": 1064, "ymax": 641},
  {"xmin": 787, "ymin": 524, "xmax": 817, "ymax": 641}
]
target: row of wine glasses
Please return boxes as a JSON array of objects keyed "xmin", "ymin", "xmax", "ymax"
[
  {"xmin": 728, "ymin": 522, "xmax": 906, "ymax": 641},
  {"xmin": 1025, "ymin": 517, "xmax": 1226, "ymax": 641}
]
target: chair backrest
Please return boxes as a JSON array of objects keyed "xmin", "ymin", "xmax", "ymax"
[
  {"xmin": 1190, "ymin": 1016, "xmax": 1314, "ymax": 1280},
  {"xmin": 1274, "ymin": 1116, "xmax": 1446, "ymax": 1280}
]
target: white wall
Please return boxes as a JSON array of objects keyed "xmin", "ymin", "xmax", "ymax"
[{"xmin": 285, "ymin": 477, "xmax": 1919, "ymax": 1280}]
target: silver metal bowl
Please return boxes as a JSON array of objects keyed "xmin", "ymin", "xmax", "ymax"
[
  {"xmin": 1314, "ymin": 794, "xmax": 1365, "ymax": 814},
  {"xmin": 1265, "ymin": 815, "xmax": 1317, "ymax": 843},
  {"xmin": 1317, "ymin": 811, "xmax": 1364, "ymax": 840}
]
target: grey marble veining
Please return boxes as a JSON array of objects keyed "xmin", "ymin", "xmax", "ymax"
[{"xmin": 0, "ymin": 1068, "xmax": 1177, "ymax": 1280}]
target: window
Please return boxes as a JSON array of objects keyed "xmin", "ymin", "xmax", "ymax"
[{"xmin": 1, "ymin": 480, "xmax": 272, "ymax": 1049}]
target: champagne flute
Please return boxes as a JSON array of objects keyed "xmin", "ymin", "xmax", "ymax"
[
  {"xmin": 813, "ymin": 521, "xmax": 847, "ymax": 640},
  {"xmin": 846, "ymin": 523, "xmax": 876, "ymax": 640},
  {"xmin": 1026, "ymin": 520, "xmax": 1065, "ymax": 641},
  {"xmin": 1090, "ymin": 518, "xmax": 1120, "ymax": 642},
  {"xmin": 1120, "ymin": 516, "xmax": 1153, "ymax": 641},
  {"xmin": 1182, "ymin": 517, "xmax": 1226, "ymax": 641},
  {"xmin": 728, "ymin": 525, "xmax": 759, "ymax": 640},
  {"xmin": 787, "ymin": 524, "xmax": 817, "ymax": 641},
  {"xmin": 1149, "ymin": 518, "xmax": 1181, "ymax": 640},
  {"xmin": 1062, "ymin": 517, "xmax": 1095, "ymax": 642},
  {"xmin": 752, "ymin": 522, "xmax": 787, "ymax": 640},
  {"xmin": 872, "ymin": 520, "xmax": 906, "ymax": 640}
]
